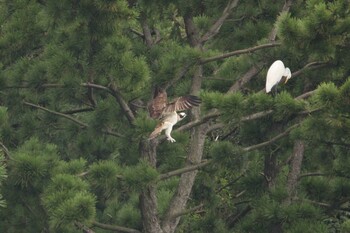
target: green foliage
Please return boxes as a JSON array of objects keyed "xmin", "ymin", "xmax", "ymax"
[
  {"xmin": 273, "ymin": 91, "xmax": 305, "ymax": 121},
  {"xmin": 1, "ymin": 0, "xmax": 350, "ymax": 232},
  {"xmin": 42, "ymin": 174, "xmax": 96, "ymax": 230},
  {"xmin": 314, "ymin": 82, "xmax": 340, "ymax": 107},
  {"xmin": 123, "ymin": 160, "xmax": 159, "ymax": 191}
]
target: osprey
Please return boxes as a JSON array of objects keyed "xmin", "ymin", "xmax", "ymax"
[{"xmin": 148, "ymin": 86, "xmax": 201, "ymax": 142}]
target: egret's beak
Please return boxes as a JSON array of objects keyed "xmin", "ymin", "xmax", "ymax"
[{"xmin": 284, "ymin": 79, "xmax": 289, "ymax": 84}]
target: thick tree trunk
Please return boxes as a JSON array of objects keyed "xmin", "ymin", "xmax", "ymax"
[
  {"xmin": 285, "ymin": 140, "xmax": 305, "ymax": 205},
  {"xmin": 161, "ymin": 123, "xmax": 208, "ymax": 233},
  {"xmin": 139, "ymin": 140, "xmax": 163, "ymax": 233},
  {"xmin": 263, "ymin": 153, "xmax": 278, "ymax": 189}
]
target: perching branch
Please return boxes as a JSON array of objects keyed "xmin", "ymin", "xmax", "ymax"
[
  {"xmin": 92, "ymin": 221, "xmax": 141, "ymax": 233},
  {"xmin": 200, "ymin": 0, "xmax": 240, "ymax": 44},
  {"xmin": 200, "ymin": 42, "xmax": 281, "ymax": 64}
]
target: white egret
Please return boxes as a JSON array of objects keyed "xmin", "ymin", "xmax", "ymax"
[{"xmin": 265, "ymin": 60, "xmax": 292, "ymax": 93}]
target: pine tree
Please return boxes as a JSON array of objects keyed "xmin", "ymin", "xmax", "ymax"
[{"xmin": 1, "ymin": 0, "xmax": 350, "ymax": 233}]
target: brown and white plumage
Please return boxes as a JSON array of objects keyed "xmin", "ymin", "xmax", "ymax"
[{"xmin": 148, "ymin": 86, "xmax": 201, "ymax": 142}]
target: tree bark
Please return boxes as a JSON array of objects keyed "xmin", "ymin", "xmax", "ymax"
[
  {"xmin": 139, "ymin": 140, "xmax": 163, "ymax": 233},
  {"xmin": 285, "ymin": 140, "xmax": 305, "ymax": 205},
  {"xmin": 161, "ymin": 123, "xmax": 208, "ymax": 233}
]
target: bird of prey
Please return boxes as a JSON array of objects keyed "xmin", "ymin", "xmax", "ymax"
[
  {"xmin": 148, "ymin": 86, "xmax": 201, "ymax": 142},
  {"xmin": 266, "ymin": 60, "xmax": 292, "ymax": 94}
]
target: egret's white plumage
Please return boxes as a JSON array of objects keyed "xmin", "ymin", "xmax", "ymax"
[{"xmin": 265, "ymin": 60, "xmax": 292, "ymax": 93}]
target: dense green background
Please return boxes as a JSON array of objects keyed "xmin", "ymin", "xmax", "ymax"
[{"xmin": 1, "ymin": 0, "xmax": 350, "ymax": 232}]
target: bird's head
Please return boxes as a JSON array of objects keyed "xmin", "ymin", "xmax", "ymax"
[
  {"xmin": 284, "ymin": 68, "xmax": 292, "ymax": 84},
  {"xmin": 178, "ymin": 112, "xmax": 187, "ymax": 120}
]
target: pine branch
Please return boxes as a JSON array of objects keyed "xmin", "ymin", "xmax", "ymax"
[
  {"xmin": 292, "ymin": 61, "xmax": 330, "ymax": 78},
  {"xmin": 107, "ymin": 82, "xmax": 136, "ymax": 124},
  {"xmin": 298, "ymin": 172, "xmax": 329, "ymax": 180},
  {"xmin": 228, "ymin": 61, "xmax": 264, "ymax": 93},
  {"xmin": 92, "ymin": 221, "xmax": 141, "ymax": 233},
  {"xmin": 200, "ymin": 42, "xmax": 281, "ymax": 64},
  {"xmin": 61, "ymin": 107, "xmax": 94, "ymax": 114},
  {"xmin": 23, "ymin": 102, "xmax": 89, "ymax": 128},
  {"xmin": 140, "ymin": 12, "xmax": 154, "ymax": 48},
  {"xmin": 23, "ymin": 102, "xmax": 126, "ymax": 138},
  {"xmin": 228, "ymin": 0, "xmax": 294, "ymax": 92},
  {"xmin": 243, "ymin": 123, "xmax": 300, "ymax": 152},
  {"xmin": 163, "ymin": 60, "xmax": 198, "ymax": 91},
  {"xmin": 159, "ymin": 160, "xmax": 211, "ymax": 180},
  {"xmin": 200, "ymin": 0, "xmax": 240, "ymax": 44}
]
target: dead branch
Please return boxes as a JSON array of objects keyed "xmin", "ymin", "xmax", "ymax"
[
  {"xmin": 298, "ymin": 172, "xmax": 329, "ymax": 180},
  {"xmin": 23, "ymin": 102, "xmax": 88, "ymax": 128},
  {"xmin": 243, "ymin": 123, "xmax": 300, "ymax": 152},
  {"xmin": 200, "ymin": 42, "xmax": 281, "ymax": 64},
  {"xmin": 0, "ymin": 141, "xmax": 11, "ymax": 161},
  {"xmin": 292, "ymin": 61, "xmax": 330, "ymax": 78},
  {"xmin": 74, "ymin": 221, "xmax": 95, "ymax": 233},
  {"xmin": 168, "ymin": 204, "xmax": 204, "ymax": 219},
  {"xmin": 228, "ymin": 61, "xmax": 264, "ymax": 93},
  {"xmin": 107, "ymin": 82, "xmax": 136, "ymax": 124},
  {"xmin": 23, "ymin": 102, "xmax": 126, "ymax": 138},
  {"xmin": 200, "ymin": 0, "xmax": 240, "ymax": 44},
  {"xmin": 92, "ymin": 221, "xmax": 141, "ymax": 233},
  {"xmin": 159, "ymin": 160, "xmax": 211, "ymax": 180}
]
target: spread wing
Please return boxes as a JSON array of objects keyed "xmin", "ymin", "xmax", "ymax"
[
  {"xmin": 148, "ymin": 86, "xmax": 167, "ymax": 119},
  {"xmin": 149, "ymin": 122, "xmax": 164, "ymax": 139},
  {"xmin": 163, "ymin": 95, "xmax": 201, "ymax": 114}
]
